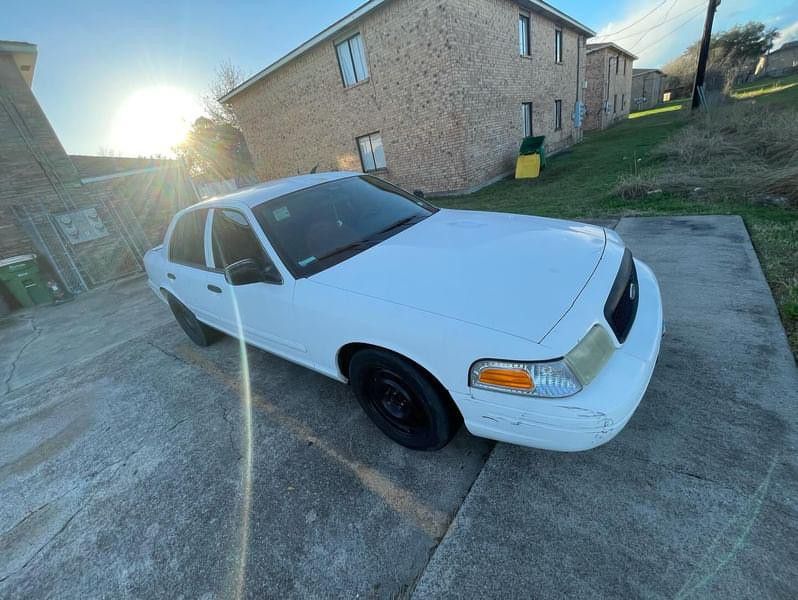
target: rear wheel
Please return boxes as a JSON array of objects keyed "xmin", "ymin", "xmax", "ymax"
[
  {"xmin": 349, "ymin": 349, "xmax": 460, "ymax": 450},
  {"xmin": 167, "ymin": 294, "xmax": 221, "ymax": 347}
]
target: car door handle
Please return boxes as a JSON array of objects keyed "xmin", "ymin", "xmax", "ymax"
[
  {"xmin": 207, "ymin": 284, "xmax": 222, "ymax": 294},
  {"xmin": 167, "ymin": 273, "xmax": 176, "ymax": 280}
]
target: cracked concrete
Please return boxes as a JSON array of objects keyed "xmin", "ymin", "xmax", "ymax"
[
  {"xmin": 0, "ymin": 280, "xmax": 490, "ymax": 598},
  {"xmin": 1, "ymin": 216, "xmax": 796, "ymax": 598},
  {"xmin": 412, "ymin": 216, "xmax": 798, "ymax": 599}
]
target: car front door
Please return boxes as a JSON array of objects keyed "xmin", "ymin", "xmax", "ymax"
[{"xmin": 206, "ymin": 208, "xmax": 307, "ymax": 362}]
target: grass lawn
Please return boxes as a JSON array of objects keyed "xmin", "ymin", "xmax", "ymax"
[{"xmin": 435, "ymin": 85, "xmax": 798, "ymax": 359}]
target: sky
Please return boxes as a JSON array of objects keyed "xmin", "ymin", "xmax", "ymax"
[{"xmin": 2, "ymin": 0, "xmax": 796, "ymax": 157}]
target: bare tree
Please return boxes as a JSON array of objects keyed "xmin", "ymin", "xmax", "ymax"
[
  {"xmin": 176, "ymin": 60, "xmax": 256, "ymax": 183},
  {"xmin": 203, "ymin": 59, "xmax": 247, "ymax": 128}
]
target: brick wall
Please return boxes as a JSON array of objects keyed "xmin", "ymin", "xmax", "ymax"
[
  {"xmin": 0, "ymin": 52, "xmax": 197, "ymax": 291},
  {"xmin": 0, "ymin": 53, "xmax": 87, "ymax": 259},
  {"xmin": 452, "ymin": 0, "xmax": 587, "ymax": 188},
  {"xmin": 230, "ymin": 0, "xmax": 589, "ymax": 194},
  {"xmin": 584, "ymin": 47, "xmax": 634, "ymax": 131}
]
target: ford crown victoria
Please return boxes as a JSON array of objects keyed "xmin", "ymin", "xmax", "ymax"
[{"xmin": 144, "ymin": 172, "xmax": 663, "ymax": 451}]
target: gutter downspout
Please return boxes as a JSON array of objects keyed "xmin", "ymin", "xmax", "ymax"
[{"xmin": 575, "ymin": 35, "xmax": 582, "ymax": 142}]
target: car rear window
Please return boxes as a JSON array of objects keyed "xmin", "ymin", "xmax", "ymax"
[{"xmin": 169, "ymin": 209, "xmax": 208, "ymax": 267}]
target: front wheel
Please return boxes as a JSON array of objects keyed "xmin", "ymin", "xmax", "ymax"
[{"xmin": 349, "ymin": 349, "xmax": 460, "ymax": 450}]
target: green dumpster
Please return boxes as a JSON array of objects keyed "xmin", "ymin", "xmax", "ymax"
[
  {"xmin": 0, "ymin": 254, "xmax": 53, "ymax": 308},
  {"xmin": 519, "ymin": 135, "xmax": 547, "ymax": 166}
]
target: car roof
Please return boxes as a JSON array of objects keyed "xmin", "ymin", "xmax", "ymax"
[{"xmin": 197, "ymin": 171, "xmax": 361, "ymax": 209}]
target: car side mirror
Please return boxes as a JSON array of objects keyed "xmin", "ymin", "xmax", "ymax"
[
  {"xmin": 413, "ymin": 189, "xmax": 425, "ymax": 199},
  {"xmin": 224, "ymin": 258, "xmax": 281, "ymax": 286}
]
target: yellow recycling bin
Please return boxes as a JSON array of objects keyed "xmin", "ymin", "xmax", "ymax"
[{"xmin": 515, "ymin": 153, "xmax": 541, "ymax": 179}]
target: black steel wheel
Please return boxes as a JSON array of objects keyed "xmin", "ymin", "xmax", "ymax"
[
  {"xmin": 349, "ymin": 348, "xmax": 460, "ymax": 450},
  {"xmin": 167, "ymin": 294, "xmax": 221, "ymax": 347}
]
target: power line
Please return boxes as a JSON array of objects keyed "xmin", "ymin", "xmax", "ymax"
[
  {"xmin": 593, "ymin": 1, "xmax": 669, "ymax": 38},
  {"xmin": 595, "ymin": 1, "xmax": 705, "ymax": 44},
  {"xmin": 630, "ymin": 0, "xmax": 679, "ymax": 50},
  {"xmin": 632, "ymin": 8, "xmax": 706, "ymax": 58}
]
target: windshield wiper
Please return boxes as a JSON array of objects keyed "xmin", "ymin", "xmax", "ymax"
[
  {"xmin": 377, "ymin": 215, "xmax": 419, "ymax": 235},
  {"xmin": 314, "ymin": 240, "xmax": 373, "ymax": 262},
  {"xmin": 314, "ymin": 216, "xmax": 422, "ymax": 264}
]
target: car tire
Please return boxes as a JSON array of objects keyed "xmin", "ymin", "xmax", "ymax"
[
  {"xmin": 349, "ymin": 348, "xmax": 461, "ymax": 451},
  {"xmin": 167, "ymin": 294, "xmax": 221, "ymax": 347}
]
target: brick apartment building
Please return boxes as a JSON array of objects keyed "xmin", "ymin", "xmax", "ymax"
[
  {"xmin": 583, "ymin": 42, "xmax": 636, "ymax": 131},
  {"xmin": 0, "ymin": 41, "xmax": 197, "ymax": 299},
  {"xmin": 631, "ymin": 68, "xmax": 666, "ymax": 112},
  {"xmin": 222, "ymin": 0, "xmax": 595, "ymax": 194}
]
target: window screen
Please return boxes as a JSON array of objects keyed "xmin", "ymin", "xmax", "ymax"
[
  {"xmin": 519, "ymin": 15, "xmax": 530, "ymax": 56},
  {"xmin": 521, "ymin": 102, "xmax": 533, "ymax": 137},
  {"xmin": 169, "ymin": 209, "xmax": 208, "ymax": 267},
  {"xmin": 336, "ymin": 33, "xmax": 369, "ymax": 87},
  {"xmin": 554, "ymin": 99, "xmax": 562, "ymax": 130},
  {"xmin": 555, "ymin": 30, "xmax": 563, "ymax": 63},
  {"xmin": 357, "ymin": 132, "xmax": 387, "ymax": 172}
]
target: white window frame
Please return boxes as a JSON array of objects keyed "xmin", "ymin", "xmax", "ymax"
[
  {"xmin": 356, "ymin": 132, "xmax": 387, "ymax": 172},
  {"xmin": 519, "ymin": 14, "xmax": 531, "ymax": 56},
  {"xmin": 521, "ymin": 102, "xmax": 533, "ymax": 137},
  {"xmin": 555, "ymin": 29, "xmax": 563, "ymax": 64},
  {"xmin": 335, "ymin": 33, "xmax": 369, "ymax": 87}
]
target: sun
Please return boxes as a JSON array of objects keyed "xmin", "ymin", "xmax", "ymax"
[{"xmin": 110, "ymin": 85, "xmax": 202, "ymax": 157}]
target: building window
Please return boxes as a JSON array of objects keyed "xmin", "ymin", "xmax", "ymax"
[
  {"xmin": 615, "ymin": 55, "xmax": 620, "ymax": 75},
  {"xmin": 519, "ymin": 15, "xmax": 531, "ymax": 56},
  {"xmin": 623, "ymin": 57, "xmax": 627, "ymax": 75},
  {"xmin": 555, "ymin": 30, "xmax": 563, "ymax": 63},
  {"xmin": 613, "ymin": 94, "xmax": 618, "ymax": 113},
  {"xmin": 357, "ymin": 132, "xmax": 386, "ymax": 172},
  {"xmin": 554, "ymin": 99, "xmax": 562, "ymax": 131},
  {"xmin": 336, "ymin": 33, "xmax": 368, "ymax": 87},
  {"xmin": 622, "ymin": 94, "xmax": 626, "ymax": 110},
  {"xmin": 521, "ymin": 102, "xmax": 533, "ymax": 137}
]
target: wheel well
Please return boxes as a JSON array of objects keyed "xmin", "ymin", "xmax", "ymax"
[{"xmin": 336, "ymin": 343, "xmax": 462, "ymax": 421}]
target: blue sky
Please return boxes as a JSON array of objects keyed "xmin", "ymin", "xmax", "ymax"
[{"xmin": 2, "ymin": 0, "xmax": 796, "ymax": 156}]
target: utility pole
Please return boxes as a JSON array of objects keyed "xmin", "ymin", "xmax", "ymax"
[{"xmin": 691, "ymin": 0, "xmax": 721, "ymax": 109}]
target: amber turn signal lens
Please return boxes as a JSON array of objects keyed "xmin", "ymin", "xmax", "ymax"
[{"xmin": 477, "ymin": 368, "xmax": 535, "ymax": 390}]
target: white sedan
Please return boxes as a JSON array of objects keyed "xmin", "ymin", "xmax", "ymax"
[{"xmin": 145, "ymin": 172, "xmax": 663, "ymax": 451}]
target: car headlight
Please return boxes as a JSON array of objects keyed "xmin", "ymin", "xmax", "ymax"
[{"xmin": 469, "ymin": 325, "xmax": 614, "ymax": 398}]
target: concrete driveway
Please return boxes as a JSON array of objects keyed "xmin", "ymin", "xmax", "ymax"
[{"xmin": 1, "ymin": 216, "xmax": 796, "ymax": 598}]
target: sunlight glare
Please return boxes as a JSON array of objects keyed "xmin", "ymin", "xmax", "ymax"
[{"xmin": 110, "ymin": 85, "xmax": 201, "ymax": 157}]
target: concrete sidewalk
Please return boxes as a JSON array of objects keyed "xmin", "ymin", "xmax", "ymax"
[{"xmin": 413, "ymin": 216, "xmax": 798, "ymax": 598}]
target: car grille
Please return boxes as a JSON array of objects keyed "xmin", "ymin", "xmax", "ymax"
[{"xmin": 604, "ymin": 249, "xmax": 639, "ymax": 344}]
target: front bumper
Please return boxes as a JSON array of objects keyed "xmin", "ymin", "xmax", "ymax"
[{"xmin": 454, "ymin": 259, "xmax": 663, "ymax": 452}]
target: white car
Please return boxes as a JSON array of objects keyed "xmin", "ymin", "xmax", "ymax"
[{"xmin": 145, "ymin": 172, "xmax": 663, "ymax": 451}]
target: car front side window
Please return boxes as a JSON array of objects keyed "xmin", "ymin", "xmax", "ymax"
[
  {"xmin": 211, "ymin": 209, "xmax": 281, "ymax": 282},
  {"xmin": 169, "ymin": 209, "xmax": 208, "ymax": 267}
]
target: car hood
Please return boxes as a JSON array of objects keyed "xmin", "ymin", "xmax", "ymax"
[{"xmin": 310, "ymin": 209, "xmax": 606, "ymax": 343}]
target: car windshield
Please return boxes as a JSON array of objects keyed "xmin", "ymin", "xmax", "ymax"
[{"xmin": 252, "ymin": 175, "xmax": 436, "ymax": 277}]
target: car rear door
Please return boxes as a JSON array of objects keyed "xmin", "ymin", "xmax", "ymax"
[
  {"xmin": 206, "ymin": 208, "xmax": 307, "ymax": 361},
  {"xmin": 167, "ymin": 208, "xmax": 217, "ymax": 324}
]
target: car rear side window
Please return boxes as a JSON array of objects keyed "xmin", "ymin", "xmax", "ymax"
[
  {"xmin": 170, "ymin": 209, "xmax": 208, "ymax": 267},
  {"xmin": 211, "ymin": 209, "xmax": 270, "ymax": 270}
]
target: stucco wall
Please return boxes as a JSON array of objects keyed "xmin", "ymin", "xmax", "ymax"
[{"xmin": 229, "ymin": 0, "xmax": 589, "ymax": 194}]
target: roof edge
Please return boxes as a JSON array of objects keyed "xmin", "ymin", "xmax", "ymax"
[
  {"xmin": 220, "ymin": 0, "xmax": 596, "ymax": 103},
  {"xmin": 586, "ymin": 42, "xmax": 638, "ymax": 60}
]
